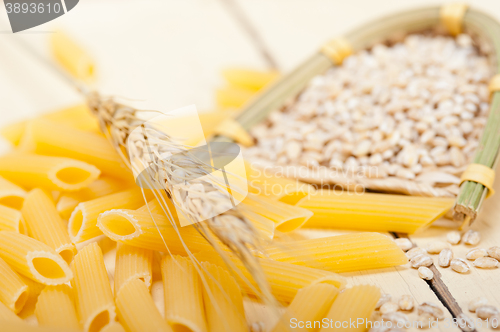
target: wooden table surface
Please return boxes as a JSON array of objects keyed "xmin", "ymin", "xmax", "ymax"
[{"xmin": 1, "ymin": 1, "xmax": 500, "ymax": 331}]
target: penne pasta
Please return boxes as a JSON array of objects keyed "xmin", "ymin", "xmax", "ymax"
[
  {"xmin": 114, "ymin": 243, "xmax": 153, "ymax": 295},
  {"xmin": 116, "ymin": 279, "xmax": 172, "ymax": 332},
  {"xmin": 97, "ymin": 209, "xmax": 214, "ymax": 254},
  {"xmin": 0, "ymin": 321, "xmax": 80, "ymax": 332},
  {"xmin": 34, "ymin": 284, "xmax": 80, "ymax": 330},
  {"xmin": 22, "ymin": 189, "xmax": 76, "ymax": 264},
  {"xmin": 26, "ymin": 119, "xmax": 131, "ymax": 179},
  {"xmin": 57, "ymin": 176, "xmax": 134, "ymax": 219},
  {"xmin": 0, "ymin": 153, "xmax": 100, "ymax": 192},
  {"xmin": 195, "ymin": 251, "xmax": 345, "ymax": 303},
  {"xmin": 216, "ymin": 86, "xmax": 255, "ymax": 108},
  {"xmin": 69, "ymin": 188, "xmax": 148, "ymax": 243},
  {"xmin": 297, "ymin": 190, "xmax": 455, "ymax": 233},
  {"xmin": 101, "ymin": 322, "xmax": 126, "ymax": 332},
  {"xmin": 264, "ymin": 233, "xmax": 408, "ymax": 273},
  {"xmin": 240, "ymin": 195, "xmax": 313, "ymax": 232},
  {"xmin": 0, "ymin": 176, "xmax": 26, "ymax": 210},
  {"xmin": 0, "ymin": 300, "xmax": 23, "ymax": 322},
  {"xmin": 239, "ymin": 209, "xmax": 275, "ymax": 240},
  {"xmin": 161, "ymin": 255, "xmax": 207, "ymax": 332},
  {"xmin": 271, "ymin": 283, "xmax": 339, "ymax": 332},
  {"xmin": 0, "ymin": 205, "xmax": 26, "ymax": 234},
  {"xmin": 1, "ymin": 120, "xmax": 27, "ymax": 146},
  {"xmin": 319, "ymin": 285, "xmax": 380, "ymax": 332},
  {"xmin": 221, "ymin": 68, "xmax": 279, "ymax": 91},
  {"xmin": 50, "ymin": 31, "xmax": 95, "ymax": 81},
  {"xmin": 247, "ymin": 164, "xmax": 315, "ymax": 205},
  {"xmin": 0, "ymin": 257, "xmax": 29, "ymax": 313},
  {"xmin": 71, "ymin": 242, "xmax": 115, "ymax": 332},
  {"xmin": 0, "ymin": 231, "xmax": 72, "ymax": 285},
  {"xmin": 201, "ymin": 261, "xmax": 247, "ymax": 332}
]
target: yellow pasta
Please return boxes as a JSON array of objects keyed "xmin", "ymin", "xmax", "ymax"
[
  {"xmin": 97, "ymin": 209, "xmax": 214, "ymax": 254},
  {"xmin": 69, "ymin": 188, "xmax": 148, "ymax": 243},
  {"xmin": 161, "ymin": 255, "xmax": 207, "ymax": 332},
  {"xmin": 201, "ymin": 261, "xmax": 247, "ymax": 332},
  {"xmin": 216, "ymin": 86, "xmax": 255, "ymax": 108},
  {"xmin": 50, "ymin": 31, "xmax": 95, "ymax": 81},
  {"xmin": 22, "ymin": 189, "xmax": 76, "ymax": 264},
  {"xmin": 0, "ymin": 153, "xmax": 100, "ymax": 192},
  {"xmin": 1, "ymin": 120, "xmax": 27, "ymax": 146},
  {"xmin": 0, "ymin": 231, "xmax": 72, "ymax": 285},
  {"xmin": 0, "ymin": 257, "xmax": 29, "ymax": 313},
  {"xmin": 114, "ymin": 244, "xmax": 153, "ymax": 295},
  {"xmin": 319, "ymin": 285, "xmax": 380, "ymax": 332},
  {"xmin": 239, "ymin": 209, "xmax": 275, "ymax": 240},
  {"xmin": 26, "ymin": 119, "xmax": 131, "ymax": 179},
  {"xmin": 116, "ymin": 279, "xmax": 172, "ymax": 332},
  {"xmin": 240, "ymin": 195, "xmax": 313, "ymax": 232},
  {"xmin": 195, "ymin": 251, "xmax": 346, "ymax": 303},
  {"xmin": 101, "ymin": 322, "xmax": 126, "ymax": 332},
  {"xmin": 0, "ymin": 321, "xmax": 80, "ymax": 332},
  {"xmin": 0, "ymin": 300, "xmax": 23, "ymax": 322},
  {"xmin": 271, "ymin": 283, "xmax": 339, "ymax": 332},
  {"xmin": 71, "ymin": 242, "xmax": 115, "ymax": 332},
  {"xmin": 0, "ymin": 205, "xmax": 26, "ymax": 234},
  {"xmin": 221, "ymin": 68, "xmax": 279, "ymax": 91},
  {"xmin": 57, "ymin": 176, "xmax": 134, "ymax": 219},
  {"xmin": 34, "ymin": 284, "xmax": 80, "ymax": 330},
  {"xmin": 298, "ymin": 190, "xmax": 455, "ymax": 233},
  {"xmin": 247, "ymin": 165, "xmax": 315, "ymax": 205},
  {"xmin": 0, "ymin": 176, "xmax": 26, "ymax": 209},
  {"xmin": 264, "ymin": 233, "xmax": 408, "ymax": 273}
]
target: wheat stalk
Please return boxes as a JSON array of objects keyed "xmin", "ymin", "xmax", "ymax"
[{"xmin": 86, "ymin": 91, "xmax": 275, "ymax": 305}]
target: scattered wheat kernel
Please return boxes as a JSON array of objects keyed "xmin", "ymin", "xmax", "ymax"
[
  {"xmin": 438, "ymin": 248, "xmax": 453, "ymax": 267},
  {"xmin": 447, "ymin": 231, "xmax": 461, "ymax": 245},
  {"xmin": 450, "ymin": 258, "xmax": 469, "ymax": 273},
  {"xmin": 487, "ymin": 246, "xmax": 500, "ymax": 260},
  {"xmin": 473, "ymin": 257, "xmax": 498, "ymax": 269},
  {"xmin": 376, "ymin": 293, "xmax": 392, "ymax": 310},
  {"xmin": 490, "ymin": 315, "xmax": 500, "ymax": 330},
  {"xmin": 456, "ymin": 313, "xmax": 476, "ymax": 332},
  {"xmin": 380, "ymin": 302, "xmax": 399, "ymax": 315},
  {"xmin": 476, "ymin": 305, "xmax": 500, "ymax": 319},
  {"xmin": 398, "ymin": 295, "xmax": 414, "ymax": 311},
  {"xmin": 426, "ymin": 241, "xmax": 451, "ymax": 254},
  {"xmin": 406, "ymin": 247, "xmax": 427, "ymax": 260},
  {"xmin": 469, "ymin": 297, "xmax": 489, "ymax": 312},
  {"xmin": 417, "ymin": 313, "xmax": 435, "ymax": 328},
  {"xmin": 418, "ymin": 266, "xmax": 434, "ymax": 280},
  {"xmin": 411, "ymin": 254, "xmax": 433, "ymax": 268},
  {"xmin": 382, "ymin": 312, "xmax": 409, "ymax": 326},
  {"xmin": 418, "ymin": 302, "xmax": 445, "ymax": 320},
  {"xmin": 466, "ymin": 248, "xmax": 487, "ymax": 260},
  {"xmin": 394, "ymin": 238, "xmax": 413, "ymax": 251},
  {"xmin": 463, "ymin": 230, "xmax": 481, "ymax": 245}
]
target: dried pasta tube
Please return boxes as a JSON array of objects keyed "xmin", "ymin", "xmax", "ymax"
[
  {"xmin": 264, "ymin": 233, "xmax": 408, "ymax": 272},
  {"xmin": 240, "ymin": 195, "xmax": 313, "ymax": 232},
  {"xmin": 298, "ymin": 190, "xmax": 454, "ymax": 233},
  {"xmin": 50, "ymin": 31, "xmax": 95, "ymax": 81},
  {"xmin": 201, "ymin": 261, "xmax": 247, "ymax": 332},
  {"xmin": 116, "ymin": 279, "xmax": 172, "ymax": 332},
  {"xmin": 0, "ymin": 204, "xmax": 26, "ymax": 234},
  {"xmin": 97, "ymin": 209, "xmax": 214, "ymax": 254},
  {"xmin": 221, "ymin": 68, "xmax": 279, "ymax": 90},
  {"xmin": 114, "ymin": 243, "xmax": 153, "ymax": 295},
  {"xmin": 35, "ymin": 284, "xmax": 80, "ymax": 330},
  {"xmin": 0, "ymin": 231, "xmax": 72, "ymax": 285},
  {"xmin": 195, "ymin": 251, "xmax": 346, "ymax": 303},
  {"xmin": 271, "ymin": 283, "xmax": 339, "ymax": 332},
  {"xmin": 71, "ymin": 242, "xmax": 115, "ymax": 332},
  {"xmin": 101, "ymin": 322, "xmax": 126, "ymax": 332},
  {"xmin": 0, "ymin": 153, "xmax": 100, "ymax": 192},
  {"xmin": 319, "ymin": 285, "xmax": 380, "ymax": 332},
  {"xmin": 239, "ymin": 209, "xmax": 275, "ymax": 240},
  {"xmin": 0, "ymin": 257, "xmax": 29, "ymax": 313},
  {"xmin": 0, "ymin": 300, "xmax": 23, "ymax": 322},
  {"xmin": 69, "ymin": 188, "xmax": 147, "ymax": 243},
  {"xmin": 161, "ymin": 255, "xmax": 207, "ymax": 332},
  {"xmin": 28, "ymin": 119, "xmax": 131, "ymax": 179},
  {"xmin": 22, "ymin": 189, "xmax": 76, "ymax": 264},
  {"xmin": 0, "ymin": 176, "xmax": 26, "ymax": 209},
  {"xmin": 1, "ymin": 120, "xmax": 27, "ymax": 146}
]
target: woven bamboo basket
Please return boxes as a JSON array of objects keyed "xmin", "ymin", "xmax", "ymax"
[{"xmin": 212, "ymin": 3, "xmax": 500, "ymax": 228}]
